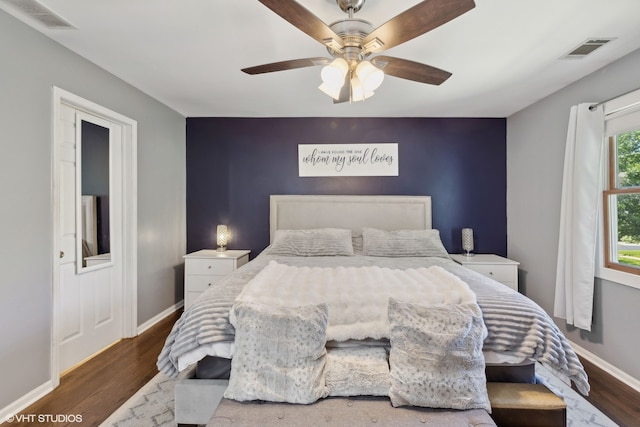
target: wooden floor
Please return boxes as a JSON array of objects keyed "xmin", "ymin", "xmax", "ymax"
[
  {"xmin": 574, "ymin": 356, "xmax": 640, "ymax": 427},
  {"xmin": 1, "ymin": 310, "xmax": 180, "ymax": 427},
  {"xmin": 3, "ymin": 309, "xmax": 640, "ymax": 427}
]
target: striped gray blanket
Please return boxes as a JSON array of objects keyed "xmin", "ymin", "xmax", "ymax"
[{"xmin": 157, "ymin": 252, "xmax": 589, "ymax": 395}]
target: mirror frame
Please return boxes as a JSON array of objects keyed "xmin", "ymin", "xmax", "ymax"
[{"xmin": 75, "ymin": 111, "xmax": 114, "ymax": 274}]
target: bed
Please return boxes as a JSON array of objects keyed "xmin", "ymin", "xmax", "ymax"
[{"xmin": 158, "ymin": 195, "xmax": 588, "ymax": 425}]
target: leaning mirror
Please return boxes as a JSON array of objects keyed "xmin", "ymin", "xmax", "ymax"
[{"xmin": 76, "ymin": 113, "xmax": 112, "ymax": 272}]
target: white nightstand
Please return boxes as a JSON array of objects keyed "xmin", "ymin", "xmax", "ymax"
[
  {"xmin": 183, "ymin": 249, "xmax": 250, "ymax": 309},
  {"xmin": 450, "ymin": 254, "xmax": 520, "ymax": 291}
]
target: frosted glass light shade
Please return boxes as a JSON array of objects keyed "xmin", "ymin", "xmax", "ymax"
[
  {"xmin": 320, "ymin": 58, "xmax": 348, "ymax": 88},
  {"xmin": 350, "ymin": 75, "xmax": 374, "ymax": 102},
  {"xmin": 355, "ymin": 60, "xmax": 384, "ymax": 92},
  {"xmin": 217, "ymin": 225, "xmax": 229, "ymax": 251},
  {"xmin": 319, "ymin": 82, "xmax": 342, "ymax": 100}
]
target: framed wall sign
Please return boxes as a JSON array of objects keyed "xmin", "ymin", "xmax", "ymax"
[{"xmin": 298, "ymin": 143, "xmax": 398, "ymax": 177}]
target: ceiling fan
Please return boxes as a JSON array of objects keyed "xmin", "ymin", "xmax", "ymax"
[{"xmin": 242, "ymin": 0, "xmax": 476, "ymax": 103}]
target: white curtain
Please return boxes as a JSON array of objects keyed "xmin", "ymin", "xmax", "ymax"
[{"xmin": 554, "ymin": 103, "xmax": 604, "ymax": 331}]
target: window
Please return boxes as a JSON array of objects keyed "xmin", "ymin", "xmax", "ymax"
[
  {"xmin": 600, "ymin": 89, "xmax": 640, "ymax": 282},
  {"xmin": 604, "ymin": 129, "xmax": 640, "ymax": 274}
]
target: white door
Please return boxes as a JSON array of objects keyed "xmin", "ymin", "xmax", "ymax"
[{"xmin": 57, "ymin": 103, "xmax": 123, "ymax": 372}]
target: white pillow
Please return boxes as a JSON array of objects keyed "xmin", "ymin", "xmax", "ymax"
[
  {"xmin": 387, "ymin": 298, "xmax": 490, "ymax": 411},
  {"xmin": 269, "ymin": 228, "xmax": 354, "ymax": 256},
  {"xmin": 362, "ymin": 228, "xmax": 449, "ymax": 258},
  {"xmin": 224, "ymin": 301, "xmax": 329, "ymax": 404}
]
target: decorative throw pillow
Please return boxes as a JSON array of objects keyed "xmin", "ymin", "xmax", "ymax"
[
  {"xmin": 325, "ymin": 347, "xmax": 390, "ymax": 397},
  {"xmin": 269, "ymin": 228, "xmax": 354, "ymax": 256},
  {"xmin": 361, "ymin": 228, "xmax": 449, "ymax": 258},
  {"xmin": 224, "ymin": 301, "xmax": 329, "ymax": 404},
  {"xmin": 387, "ymin": 298, "xmax": 490, "ymax": 412}
]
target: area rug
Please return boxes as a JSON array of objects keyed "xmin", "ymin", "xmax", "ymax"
[{"xmin": 100, "ymin": 364, "xmax": 618, "ymax": 426}]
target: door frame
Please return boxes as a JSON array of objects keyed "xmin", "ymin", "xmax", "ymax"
[{"xmin": 51, "ymin": 87, "xmax": 137, "ymax": 387}]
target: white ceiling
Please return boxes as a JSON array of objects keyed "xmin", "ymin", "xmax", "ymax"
[{"xmin": 4, "ymin": 0, "xmax": 640, "ymax": 117}]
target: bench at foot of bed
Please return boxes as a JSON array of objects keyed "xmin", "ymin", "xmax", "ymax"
[
  {"xmin": 207, "ymin": 397, "xmax": 496, "ymax": 426},
  {"xmin": 487, "ymin": 382, "xmax": 566, "ymax": 427}
]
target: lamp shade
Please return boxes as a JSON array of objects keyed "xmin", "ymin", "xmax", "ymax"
[
  {"xmin": 350, "ymin": 75, "xmax": 374, "ymax": 102},
  {"xmin": 462, "ymin": 228, "xmax": 474, "ymax": 256},
  {"xmin": 319, "ymin": 82, "xmax": 342, "ymax": 100},
  {"xmin": 216, "ymin": 225, "xmax": 229, "ymax": 251},
  {"xmin": 355, "ymin": 60, "xmax": 384, "ymax": 92},
  {"xmin": 320, "ymin": 58, "xmax": 348, "ymax": 88}
]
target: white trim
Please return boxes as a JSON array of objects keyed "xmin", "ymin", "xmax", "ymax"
[
  {"xmin": 122, "ymin": 118, "xmax": 138, "ymax": 339},
  {"xmin": 570, "ymin": 340, "xmax": 640, "ymax": 393},
  {"xmin": 51, "ymin": 86, "xmax": 138, "ymax": 388},
  {"xmin": 604, "ymin": 87, "xmax": 640, "ymax": 118},
  {"xmin": 0, "ymin": 381, "xmax": 53, "ymax": 424},
  {"xmin": 596, "ymin": 86, "xmax": 640, "ymax": 291},
  {"xmin": 595, "ymin": 265, "xmax": 640, "ymax": 290},
  {"xmin": 137, "ymin": 301, "xmax": 184, "ymax": 335}
]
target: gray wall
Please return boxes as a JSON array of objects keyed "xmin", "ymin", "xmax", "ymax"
[
  {"xmin": 507, "ymin": 48, "xmax": 640, "ymax": 381},
  {"xmin": 0, "ymin": 10, "xmax": 186, "ymax": 410}
]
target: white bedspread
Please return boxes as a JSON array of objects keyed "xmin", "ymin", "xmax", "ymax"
[
  {"xmin": 158, "ymin": 253, "xmax": 590, "ymax": 395},
  {"xmin": 233, "ymin": 261, "xmax": 477, "ymax": 342}
]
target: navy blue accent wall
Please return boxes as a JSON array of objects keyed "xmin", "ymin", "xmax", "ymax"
[{"xmin": 186, "ymin": 117, "xmax": 506, "ymax": 257}]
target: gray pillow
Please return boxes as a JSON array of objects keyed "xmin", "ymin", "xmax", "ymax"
[
  {"xmin": 387, "ymin": 298, "xmax": 490, "ymax": 411},
  {"xmin": 325, "ymin": 347, "xmax": 390, "ymax": 397},
  {"xmin": 269, "ymin": 228, "xmax": 354, "ymax": 256},
  {"xmin": 224, "ymin": 301, "xmax": 329, "ymax": 404},
  {"xmin": 362, "ymin": 228, "xmax": 449, "ymax": 258}
]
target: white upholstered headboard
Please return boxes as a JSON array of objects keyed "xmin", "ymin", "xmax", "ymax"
[{"xmin": 269, "ymin": 195, "xmax": 432, "ymax": 243}]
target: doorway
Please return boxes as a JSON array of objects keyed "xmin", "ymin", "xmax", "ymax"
[{"xmin": 51, "ymin": 87, "xmax": 137, "ymax": 386}]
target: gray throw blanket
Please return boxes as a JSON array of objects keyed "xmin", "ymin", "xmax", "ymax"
[{"xmin": 157, "ymin": 252, "xmax": 589, "ymax": 395}]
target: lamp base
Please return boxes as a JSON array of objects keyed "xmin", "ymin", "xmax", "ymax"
[
  {"xmin": 216, "ymin": 246, "xmax": 227, "ymax": 252},
  {"xmin": 464, "ymin": 251, "xmax": 474, "ymax": 257}
]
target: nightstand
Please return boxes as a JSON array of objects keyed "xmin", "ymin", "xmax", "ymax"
[
  {"xmin": 450, "ymin": 254, "xmax": 519, "ymax": 291},
  {"xmin": 183, "ymin": 249, "xmax": 250, "ymax": 309}
]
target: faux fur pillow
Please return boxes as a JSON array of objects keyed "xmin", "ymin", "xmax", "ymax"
[
  {"xmin": 269, "ymin": 228, "xmax": 354, "ymax": 256},
  {"xmin": 224, "ymin": 301, "xmax": 329, "ymax": 404},
  {"xmin": 325, "ymin": 347, "xmax": 390, "ymax": 397},
  {"xmin": 362, "ymin": 228, "xmax": 449, "ymax": 258},
  {"xmin": 387, "ymin": 298, "xmax": 490, "ymax": 412}
]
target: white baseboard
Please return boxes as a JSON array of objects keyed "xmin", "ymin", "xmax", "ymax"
[
  {"xmin": 137, "ymin": 300, "xmax": 184, "ymax": 335},
  {"xmin": 0, "ymin": 380, "xmax": 53, "ymax": 424},
  {"xmin": 570, "ymin": 340, "xmax": 640, "ymax": 393}
]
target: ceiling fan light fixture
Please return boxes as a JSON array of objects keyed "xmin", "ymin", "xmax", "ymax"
[
  {"xmin": 245, "ymin": 0, "xmax": 475, "ymax": 105},
  {"xmin": 355, "ymin": 60, "xmax": 384, "ymax": 92},
  {"xmin": 320, "ymin": 58, "xmax": 349, "ymax": 87}
]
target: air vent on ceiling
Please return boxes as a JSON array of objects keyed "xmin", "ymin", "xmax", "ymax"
[
  {"xmin": 2, "ymin": 0, "xmax": 75, "ymax": 29},
  {"xmin": 562, "ymin": 38, "xmax": 614, "ymax": 59}
]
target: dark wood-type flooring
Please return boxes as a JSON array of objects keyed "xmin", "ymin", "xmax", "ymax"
[
  {"xmin": 3, "ymin": 309, "xmax": 639, "ymax": 427},
  {"xmin": 1, "ymin": 311, "xmax": 180, "ymax": 427},
  {"xmin": 573, "ymin": 356, "xmax": 640, "ymax": 427}
]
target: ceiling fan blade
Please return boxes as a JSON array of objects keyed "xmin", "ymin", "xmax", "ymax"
[
  {"xmin": 362, "ymin": 0, "xmax": 475, "ymax": 54},
  {"xmin": 258, "ymin": 0, "xmax": 344, "ymax": 50},
  {"xmin": 371, "ymin": 56, "xmax": 451, "ymax": 85},
  {"xmin": 242, "ymin": 57, "xmax": 330, "ymax": 75}
]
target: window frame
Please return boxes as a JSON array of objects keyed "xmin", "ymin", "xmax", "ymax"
[
  {"xmin": 596, "ymin": 88, "xmax": 640, "ymax": 290},
  {"xmin": 602, "ymin": 136, "xmax": 640, "ymax": 275}
]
